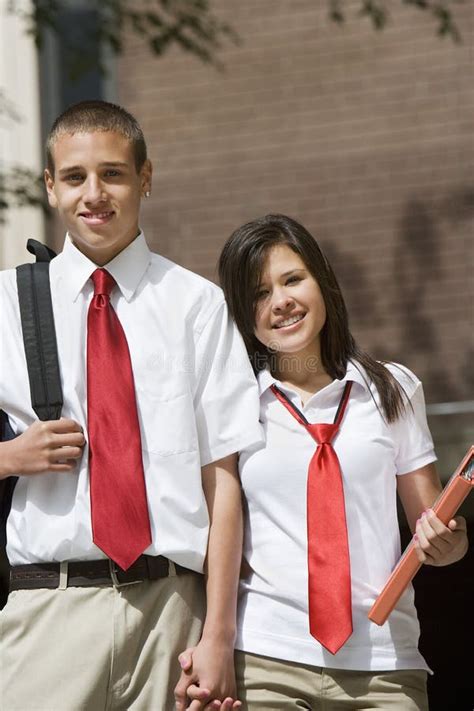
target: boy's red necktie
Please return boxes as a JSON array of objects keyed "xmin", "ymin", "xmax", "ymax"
[
  {"xmin": 87, "ymin": 268, "xmax": 151, "ymax": 570},
  {"xmin": 271, "ymin": 381, "xmax": 353, "ymax": 654}
]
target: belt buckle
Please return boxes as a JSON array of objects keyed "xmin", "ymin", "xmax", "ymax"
[{"xmin": 108, "ymin": 559, "xmax": 144, "ymax": 588}]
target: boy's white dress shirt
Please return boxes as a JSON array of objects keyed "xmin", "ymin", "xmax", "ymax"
[{"xmin": 0, "ymin": 233, "xmax": 262, "ymax": 570}]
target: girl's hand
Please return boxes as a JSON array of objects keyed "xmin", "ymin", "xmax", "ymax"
[{"xmin": 413, "ymin": 509, "xmax": 468, "ymax": 566}]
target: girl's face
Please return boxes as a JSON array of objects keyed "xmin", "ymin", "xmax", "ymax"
[{"xmin": 254, "ymin": 244, "xmax": 326, "ymax": 361}]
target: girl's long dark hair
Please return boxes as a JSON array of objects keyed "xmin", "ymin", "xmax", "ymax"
[{"xmin": 218, "ymin": 214, "xmax": 408, "ymax": 423}]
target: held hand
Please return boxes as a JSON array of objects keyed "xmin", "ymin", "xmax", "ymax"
[
  {"xmin": 174, "ymin": 643, "xmax": 241, "ymax": 711},
  {"xmin": 413, "ymin": 509, "xmax": 468, "ymax": 566},
  {"xmin": 1, "ymin": 418, "xmax": 85, "ymax": 478},
  {"xmin": 174, "ymin": 649, "xmax": 210, "ymax": 711}
]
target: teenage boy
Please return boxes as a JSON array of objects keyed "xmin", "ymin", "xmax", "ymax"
[{"xmin": 0, "ymin": 100, "xmax": 261, "ymax": 710}]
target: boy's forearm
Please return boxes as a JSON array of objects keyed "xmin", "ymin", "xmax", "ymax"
[
  {"xmin": 201, "ymin": 453, "xmax": 243, "ymax": 644},
  {"xmin": 0, "ymin": 440, "xmax": 18, "ymax": 479}
]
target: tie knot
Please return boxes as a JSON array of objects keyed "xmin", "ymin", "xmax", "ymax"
[
  {"xmin": 307, "ymin": 422, "xmax": 338, "ymax": 444},
  {"xmin": 92, "ymin": 269, "xmax": 116, "ymax": 297}
]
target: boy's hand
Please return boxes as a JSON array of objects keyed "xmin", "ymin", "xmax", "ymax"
[
  {"xmin": 174, "ymin": 641, "xmax": 241, "ymax": 711},
  {"xmin": 0, "ymin": 418, "xmax": 85, "ymax": 478},
  {"xmin": 414, "ymin": 510, "xmax": 468, "ymax": 566}
]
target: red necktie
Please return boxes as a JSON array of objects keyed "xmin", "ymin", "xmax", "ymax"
[
  {"xmin": 271, "ymin": 381, "xmax": 353, "ymax": 654},
  {"xmin": 87, "ymin": 268, "xmax": 152, "ymax": 570}
]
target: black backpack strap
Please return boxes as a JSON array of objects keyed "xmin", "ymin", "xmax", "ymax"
[
  {"xmin": 26, "ymin": 238, "xmax": 57, "ymax": 263},
  {"xmin": 15, "ymin": 239, "xmax": 62, "ymax": 421},
  {"xmin": 0, "ymin": 240, "xmax": 61, "ymax": 573}
]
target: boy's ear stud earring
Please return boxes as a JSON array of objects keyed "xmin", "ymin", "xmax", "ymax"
[{"xmin": 144, "ymin": 191, "xmax": 151, "ymax": 198}]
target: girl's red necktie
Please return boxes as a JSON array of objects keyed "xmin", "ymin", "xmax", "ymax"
[{"xmin": 271, "ymin": 381, "xmax": 353, "ymax": 654}]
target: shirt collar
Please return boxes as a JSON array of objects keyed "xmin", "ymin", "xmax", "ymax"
[
  {"xmin": 56, "ymin": 231, "xmax": 151, "ymax": 302},
  {"xmin": 257, "ymin": 359, "xmax": 370, "ymax": 397}
]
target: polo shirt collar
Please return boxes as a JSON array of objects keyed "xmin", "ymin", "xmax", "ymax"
[
  {"xmin": 57, "ymin": 231, "xmax": 151, "ymax": 302},
  {"xmin": 257, "ymin": 358, "xmax": 370, "ymax": 397}
]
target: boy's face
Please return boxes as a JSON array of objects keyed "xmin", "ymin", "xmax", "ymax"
[{"xmin": 44, "ymin": 131, "xmax": 152, "ymax": 265}]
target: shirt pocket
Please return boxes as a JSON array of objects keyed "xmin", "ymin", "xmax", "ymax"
[{"xmin": 137, "ymin": 377, "xmax": 198, "ymax": 457}]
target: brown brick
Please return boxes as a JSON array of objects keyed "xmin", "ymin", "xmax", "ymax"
[{"xmin": 118, "ymin": 0, "xmax": 473, "ymax": 403}]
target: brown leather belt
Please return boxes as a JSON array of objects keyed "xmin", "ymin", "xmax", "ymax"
[{"xmin": 9, "ymin": 555, "xmax": 195, "ymax": 591}]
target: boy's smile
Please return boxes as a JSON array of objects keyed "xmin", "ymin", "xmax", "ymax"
[
  {"xmin": 79, "ymin": 210, "xmax": 115, "ymax": 226},
  {"xmin": 44, "ymin": 131, "xmax": 152, "ymax": 266}
]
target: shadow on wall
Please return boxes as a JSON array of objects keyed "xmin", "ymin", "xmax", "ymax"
[
  {"xmin": 460, "ymin": 347, "xmax": 474, "ymax": 395},
  {"xmin": 321, "ymin": 241, "xmax": 384, "ymax": 331},
  {"xmin": 326, "ymin": 188, "xmax": 473, "ymax": 404},
  {"xmin": 395, "ymin": 199, "xmax": 440, "ymax": 352},
  {"xmin": 395, "ymin": 189, "xmax": 474, "ymax": 403}
]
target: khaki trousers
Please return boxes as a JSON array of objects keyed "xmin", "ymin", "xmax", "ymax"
[
  {"xmin": 0, "ymin": 573, "xmax": 205, "ymax": 711},
  {"xmin": 235, "ymin": 650, "xmax": 428, "ymax": 711}
]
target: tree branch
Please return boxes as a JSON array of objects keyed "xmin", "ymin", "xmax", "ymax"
[
  {"xmin": 0, "ymin": 167, "xmax": 48, "ymax": 224},
  {"xmin": 328, "ymin": 0, "xmax": 464, "ymax": 42}
]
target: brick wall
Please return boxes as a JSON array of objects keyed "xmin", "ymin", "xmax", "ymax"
[{"xmin": 118, "ymin": 0, "xmax": 473, "ymax": 405}]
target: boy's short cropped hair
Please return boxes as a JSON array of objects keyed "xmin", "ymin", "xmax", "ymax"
[{"xmin": 46, "ymin": 100, "xmax": 147, "ymax": 174}]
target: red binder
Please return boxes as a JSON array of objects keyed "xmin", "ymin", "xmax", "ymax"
[{"xmin": 368, "ymin": 446, "xmax": 474, "ymax": 626}]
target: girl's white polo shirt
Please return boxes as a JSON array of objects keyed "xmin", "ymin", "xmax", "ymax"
[{"xmin": 236, "ymin": 361, "xmax": 436, "ymax": 672}]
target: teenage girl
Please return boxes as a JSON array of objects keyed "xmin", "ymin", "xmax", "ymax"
[{"xmin": 176, "ymin": 214, "xmax": 467, "ymax": 711}]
